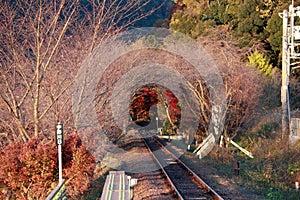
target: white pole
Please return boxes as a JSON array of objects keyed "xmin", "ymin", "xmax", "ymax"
[
  {"xmin": 229, "ymin": 139, "xmax": 254, "ymax": 159},
  {"xmin": 128, "ymin": 176, "xmax": 132, "ymax": 199},
  {"xmin": 199, "ymin": 152, "xmax": 202, "ymax": 159},
  {"xmin": 58, "ymin": 144, "xmax": 63, "ymax": 184},
  {"xmin": 56, "ymin": 123, "xmax": 63, "ymax": 184},
  {"xmin": 220, "ymin": 135, "xmax": 224, "ymax": 147},
  {"xmin": 156, "ymin": 117, "xmax": 158, "ymax": 132}
]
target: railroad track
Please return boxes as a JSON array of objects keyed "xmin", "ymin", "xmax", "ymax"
[{"xmin": 142, "ymin": 131, "xmax": 224, "ymax": 200}]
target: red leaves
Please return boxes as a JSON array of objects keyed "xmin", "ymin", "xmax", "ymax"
[
  {"xmin": 0, "ymin": 138, "xmax": 57, "ymax": 199},
  {"xmin": 164, "ymin": 89, "xmax": 180, "ymax": 122},
  {"xmin": 0, "ymin": 133, "xmax": 95, "ymax": 199},
  {"xmin": 63, "ymin": 134, "xmax": 95, "ymax": 196},
  {"xmin": 130, "ymin": 87, "xmax": 160, "ymax": 124},
  {"xmin": 130, "ymin": 86, "xmax": 181, "ymax": 127}
]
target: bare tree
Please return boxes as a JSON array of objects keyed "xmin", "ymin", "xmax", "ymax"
[
  {"xmin": 0, "ymin": 0, "xmax": 79, "ymax": 142},
  {"xmin": 0, "ymin": 0, "xmax": 157, "ymax": 144},
  {"xmin": 190, "ymin": 29, "xmax": 264, "ymax": 145}
]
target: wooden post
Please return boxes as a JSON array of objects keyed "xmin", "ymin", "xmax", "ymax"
[{"xmin": 233, "ymin": 160, "xmax": 240, "ymax": 175}]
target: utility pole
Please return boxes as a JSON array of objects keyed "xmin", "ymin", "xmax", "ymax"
[
  {"xmin": 281, "ymin": 9, "xmax": 290, "ymax": 139},
  {"xmin": 280, "ymin": 2, "xmax": 300, "ymax": 140}
]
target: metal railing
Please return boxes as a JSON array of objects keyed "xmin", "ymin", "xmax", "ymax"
[{"xmin": 46, "ymin": 179, "xmax": 67, "ymax": 200}]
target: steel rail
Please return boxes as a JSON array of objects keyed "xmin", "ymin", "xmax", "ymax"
[
  {"xmin": 153, "ymin": 135, "xmax": 224, "ymax": 200},
  {"xmin": 143, "ymin": 135, "xmax": 185, "ymax": 200},
  {"xmin": 142, "ymin": 132, "xmax": 224, "ymax": 200}
]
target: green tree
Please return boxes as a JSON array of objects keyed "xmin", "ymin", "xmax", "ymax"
[
  {"xmin": 265, "ymin": 0, "xmax": 300, "ymax": 67},
  {"xmin": 206, "ymin": 0, "xmax": 232, "ymax": 25},
  {"xmin": 266, "ymin": 13, "xmax": 282, "ymax": 53},
  {"xmin": 170, "ymin": 0, "xmax": 225, "ymax": 37},
  {"xmin": 232, "ymin": 0, "xmax": 268, "ymax": 46},
  {"xmin": 170, "ymin": 0, "xmax": 272, "ymax": 41},
  {"xmin": 266, "ymin": 1, "xmax": 293, "ymax": 61},
  {"xmin": 170, "ymin": 11, "xmax": 203, "ymax": 37}
]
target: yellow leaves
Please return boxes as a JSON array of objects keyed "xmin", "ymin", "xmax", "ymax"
[
  {"xmin": 174, "ymin": 18, "xmax": 180, "ymax": 24},
  {"xmin": 248, "ymin": 50, "xmax": 274, "ymax": 77}
]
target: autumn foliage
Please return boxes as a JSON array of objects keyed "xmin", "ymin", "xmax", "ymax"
[
  {"xmin": 129, "ymin": 85, "xmax": 181, "ymax": 131},
  {"xmin": 164, "ymin": 90, "xmax": 181, "ymax": 122},
  {"xmin": 130, "ymin": 87, "xmax": 159, "ymax": 126},
  {"xmin": 0, "ymin": 134, "xmax": 95, "ymax": 199}
]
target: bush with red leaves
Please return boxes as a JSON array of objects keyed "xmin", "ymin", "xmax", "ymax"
[{"xmin": 0, "ymin": 133, "xmax": 95, "ymax": 199}]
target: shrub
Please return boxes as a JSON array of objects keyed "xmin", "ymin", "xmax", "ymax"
[
  {"xmin": 0, "ymin": 133, "xmax": 95, "ymax": 199},
  {"xmin": 248, "ymin": 51, "xmax": 274, "ymax": 77}
]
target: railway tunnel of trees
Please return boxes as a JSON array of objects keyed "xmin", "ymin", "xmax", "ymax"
[
  {"xmin": 93, "ymin": 47, "xmax": 214, "ymax": 145},
  {"xmin": 129, "ymin": 84, "xmax": 181, "ymax": 134}
]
